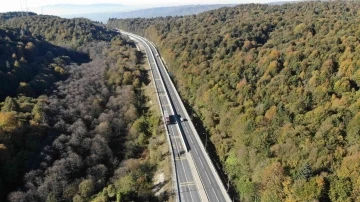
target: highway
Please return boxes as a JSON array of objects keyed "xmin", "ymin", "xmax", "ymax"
[
  {"xmin": 157, "ymin": 70, "xmax": 201, "ymax": 202},
  {"xmin": 125, "ymin": 33, "xmax": 202, "ymax": 202},
  {"xmin": 122, "ymin": 30, "xmax": 231, "ymax": 202}
]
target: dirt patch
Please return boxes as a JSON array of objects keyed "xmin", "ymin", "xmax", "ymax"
[{"xmin": 153, "ymin": 172, "xmax": 165, "ymax": 196}]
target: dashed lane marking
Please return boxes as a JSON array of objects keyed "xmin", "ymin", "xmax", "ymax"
[
  {"xmin": 175, "ymin": 157, "xmax": 188, "ymax": 160},
  {"xmin": 180, "ymin": 181, "xmax": 196, "ymax": 186}
]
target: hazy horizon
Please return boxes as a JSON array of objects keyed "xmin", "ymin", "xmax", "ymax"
[{"xmin": 1, "ymin": 0, "xmax": 298, "ymax": 15}]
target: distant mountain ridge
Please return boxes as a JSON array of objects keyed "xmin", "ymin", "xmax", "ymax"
[
  {"xmin": 110, "ymin": 4, "xmax": 238, "ymax": 18},
  {"xmin": 63, "ymin": 4, "xmax": 238, "ymax": 23},
  {"xmin": 32, "ymin": 4, "xmax": 137, "ymax": 16}
]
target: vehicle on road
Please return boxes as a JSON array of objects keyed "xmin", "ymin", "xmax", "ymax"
[{"xmin": 164, "ymin": 110, "xmax": 171, "ymax": 125}]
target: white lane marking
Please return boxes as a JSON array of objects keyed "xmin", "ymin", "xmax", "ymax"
[
  {"xmin": 170, "ymin": 126, "xmax": 195, "ymax": 202},
  {"xmin": 196, "ymin": 144, "xmax": 222, "ymax": 202},
  {"xmin": 204, "ymin": 169, "xmax": 212, "ymax": 185},
  {"xmin": 169, "ymin": 127, "xmax": 187, "ymax": 201},
  {"xmin": 184, "ymin": 127, "xmax": 193, "ymax": 143},
  {"xmin": 180, "ymin": 181, "xmax": 195, "ymax": 186},
  {"xmin": 194, "ymin": 146, "xmax": 199, "ymax": 155},
  {"xmin": 213, "ymin": 185, "xmax": 221, "ymax": 202},
  {"xmin": 180, "ymin": 187, "xmax": 184, "ymax": 202},
  {"xmin": 195, "ymin": 148, "xmax": 204, "ymax": 168}
]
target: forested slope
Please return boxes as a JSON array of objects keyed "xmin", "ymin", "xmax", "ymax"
[
  {"xmin": 0, "ymin": 26, "xmax": 89, "ymax": 100},
  {"xmin": 110, "ymin": 1, "xmax": 360, "ymax": 201},
  {"xmin": 4, "ymin": 15, "xmax": 112, "ymax": 50},
  {"xmin": 0, "ymin": 12, "xmax": 37, "ymax": 23},
  {"xmin": 1, "ymin": 14, "xmax": 169, "ymax": 202}
]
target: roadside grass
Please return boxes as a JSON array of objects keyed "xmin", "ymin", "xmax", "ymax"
[
  {"xmin": 142, "ymin": 53, "xmax": 174, "ymax": 202},
  {"xmin": 90, "ymin": 44, "xmax": 173, "ymax": 202}
]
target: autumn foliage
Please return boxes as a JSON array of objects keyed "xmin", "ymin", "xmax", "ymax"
[{"xmin": 110, "ymin": 1, "xmax": 360, "ymax": 201}]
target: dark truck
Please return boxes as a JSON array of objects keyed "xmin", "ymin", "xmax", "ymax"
[{"xmin": 164, "ymin": 110, "xmax": 171, "ymax": 125}]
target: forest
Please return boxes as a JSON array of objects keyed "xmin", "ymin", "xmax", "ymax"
[
  {"xmin": 0, "ymin": 13, "xmax": 170, "ymax": 201},
  {"xmin": 109, "ymin": 1, "xmax": 360, "ymax": 201}
]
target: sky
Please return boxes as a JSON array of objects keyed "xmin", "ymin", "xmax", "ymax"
[{"xmin": 0, "ymin": 0, "xmax": 296, "ymax": 14}]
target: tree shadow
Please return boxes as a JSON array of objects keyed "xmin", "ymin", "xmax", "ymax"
[{"xmin": 181, "ymin": 99, "xmax": 239, "ymax": 201}]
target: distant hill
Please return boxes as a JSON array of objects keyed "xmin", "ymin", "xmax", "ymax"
[
  {"xmin": 0, "ymin": 12, "xmax": 37, "ymax": 22},
  {"xmin": 64, "ymin": 4, "xmax": 237, "ymax": 23},
  {"xmin": 32, "ymin": 4, "xmax": 136, "ymax": 16}
]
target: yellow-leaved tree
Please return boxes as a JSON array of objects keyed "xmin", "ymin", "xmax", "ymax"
[{"xmin": 0, "ymin": 112, "xmax": 18, "ymax": 132}]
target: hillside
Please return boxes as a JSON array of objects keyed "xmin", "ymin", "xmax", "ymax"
[
  {"xmin": 0, "ymin": 13, "xmax": 122, "ymax": 101},
  {"xmin": 0, "ymin": 12, "xmax": 37, "ymax": 22},
  {"xmin": 0, "ymin": 14, "xmax": 169, "ymax": 202},
  {"xmin": 110, "ymin": 1, "xmax": 360, "ymax": 201},
  {"xmin": 0, "ymin": 27, "xmax": 88, "ymax": 101},
  {"xmin": 4, "ymin": 14, "xmax": 116, "ymax": 49}
]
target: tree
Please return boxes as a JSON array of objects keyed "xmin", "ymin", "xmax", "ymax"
[
  {"xmin": 329, "ymin": 177, "xmax": 352, "ymax": 202},
  {"xmin": 261, "ymin": 162, "xmax": 285, "ymax": 202},
  {"xmin": 78, "ymin": 179, "xmax": 95, "ymax": 199},
  {"xmin": 73, "ymin": 194, "xmax": 84, "ymax": 202},
  {"xmin": 0, "ymin": 112, "xmax": 18, "ymax": 132},
  {"xmin": 32, "ymin": 104, "xmax": 47, "ymax": 124},
  {"xmin": 95, "ymin": 122, "xmax": 112, "ymax": 142},
  {"xmin": 346, "ymin": 113, "xmax": 360, "ymax": 143},
  {"xmin": 17, "ymin": 82, "xmax": 35, "ymax": 97},
  {"xmin": 292, "ymin": 177, "xmax": 324, "ymax": 201},
  {"xmin": 8, "ymin": 191, "xmax": 26, "ymax": 202},
  {"xmin": 296, "ymin": 162, "xmax": 312, "ymax": 180},
  {"xmin": 1, "ymin": 97, "xmax": 19, "ymax": 112}
]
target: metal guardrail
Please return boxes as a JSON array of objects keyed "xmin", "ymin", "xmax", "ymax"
[{"xmin": 125, "ymin": 33, "xmax": 180, "ymax": 202}]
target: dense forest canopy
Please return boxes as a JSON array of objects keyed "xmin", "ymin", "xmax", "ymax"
[
  {"xmin": 110, "ymin": 1, "xmax": 360, "ymax": 201},
  {"xmin": 4, "ymin": 15, "xmax": 115, "ymax": 49},
  {"xmin": 0, "ymin": 13, "xmax": 169, "ymax": 202}
]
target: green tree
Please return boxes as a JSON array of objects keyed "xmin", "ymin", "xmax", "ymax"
[
  {"xmin": 79, "ymin": 179, "xmax": 95, "ymax": 199},
  {"xmin": 329, "ymin": 177, "xmax": 352, "ymax": 202},
  {"xmin": 1, "ymin": 97, "xmax": 19, "ymax": 112}
]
